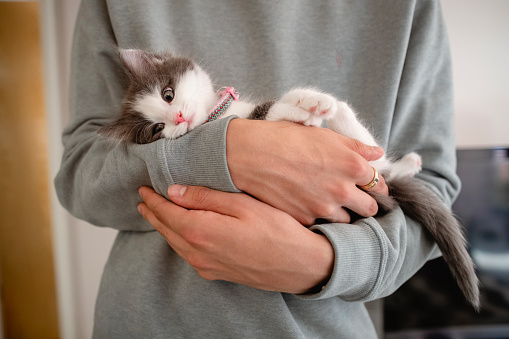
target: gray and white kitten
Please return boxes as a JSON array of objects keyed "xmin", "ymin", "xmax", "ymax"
[{"xmin": 100, "ymin": 49, "xmax": 480, "ymax": 310}]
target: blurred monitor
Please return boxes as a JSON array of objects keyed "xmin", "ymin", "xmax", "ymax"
[{"xmin": 384, "ymin": 148, "xmax": 509, "ymax": 339}]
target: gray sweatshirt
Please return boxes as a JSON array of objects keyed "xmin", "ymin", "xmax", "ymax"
[{"xmin": 55, "ymin": 0, "xmax": 459, "ymax": 338}]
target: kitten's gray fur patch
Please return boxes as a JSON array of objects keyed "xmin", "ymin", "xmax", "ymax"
[{"xmin": 249, "ymin": 101, "xmax": 276, "ymax": 120}]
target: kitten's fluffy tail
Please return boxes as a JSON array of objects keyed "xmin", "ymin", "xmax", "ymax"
[{"xmin": 373, "ymin": 177, "xmax": 480, "ymax": 311}]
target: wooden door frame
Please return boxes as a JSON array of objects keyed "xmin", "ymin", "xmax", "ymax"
[
  {"xmin": 0, "ymin": 1, "xmax": 64, "ymax": 338},
  {"xmin": 39, "ymin": 1, "xmax": 77, "ymax": 338}
]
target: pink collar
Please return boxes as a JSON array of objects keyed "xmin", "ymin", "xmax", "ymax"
[{"xmin": 205, "ymin": 87, "xmax": 239, "ymax": 123}]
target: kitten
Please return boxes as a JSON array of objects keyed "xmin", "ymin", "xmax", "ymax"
[{"xmin": 100, "ymin": 49, "xmax": 480, "ymax": 310}]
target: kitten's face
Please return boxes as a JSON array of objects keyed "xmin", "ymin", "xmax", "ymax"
[
  {"xmin": 100, "ymin": 49, "xmax": 217, "ymax": 143},
  {"xmin": 131, "ymin": 62, "xmax": 216, "ymax": 141}
]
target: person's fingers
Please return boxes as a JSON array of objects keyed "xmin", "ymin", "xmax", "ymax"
[
  {"xmin": 343, "ymin": 188, "xmax": 379, "ymax": 218},
  {"xmin": 343, "ymin": 137, "xmax": 385, "ymax": 162},
  {"xmin": 321, "ymin": 206, "xmax": 352, "ymax": 224},
  {"xmin": 137, "ymin": 201, "xmax": 162, "ymax": 228},
  {"xmin": 167, "ymin": 184, "xmax": 254, "ymax": 216},
  {"xmin": 365, "ymin": 172, "xmax": 389, "ymax": 196},
  {"xmin": 138, "ymin": 186, "xmax": 200, "ymax": 240},
  {"xmin": 341, "ymin": 136, "xmax": 389, "ymax": 197},
  {"xmin": 138, "ymin": 186, "xmax": 231, "ymax": 266},
  {"xmin": 138, "ymin": 187, "xmax": 188, "ymax": 233},
  {"xmin": 139, "ymin": 186, "xmax": 187, "ymax": 220},
  {"xmin": 137, "ymin": 189, "xmax": 192, "ymax": 259},
  {"xmin": 137, "ymin": 198, "xmax": 175, "ymax": 238},
  {"xmin": 356, "ymin": 165, "xmax": 389, "ymax": 197}
]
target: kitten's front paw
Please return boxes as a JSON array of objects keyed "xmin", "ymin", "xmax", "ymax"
[{"xmin": 280, "ymin": 88, "xmax": 338, "ymax": 126}]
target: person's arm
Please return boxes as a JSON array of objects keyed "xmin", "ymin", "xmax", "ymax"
[
  {"xmin": 138, "ymin": 0, "xmax": 459, "ymax": 300},
  {"xmin": 54, "ymin": 1, "xmax": 239, "ymax": 231},
  {"xmin": 300, "ymin": 0, "xmax": 460, "ymax": 301},
  {"xmin": 56, "ymin": 0, "xmax": 388, "ymax": 232}
]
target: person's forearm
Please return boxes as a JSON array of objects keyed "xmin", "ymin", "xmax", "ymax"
[
  {"xmin": 55, "ymin": 118, "xmax": 239, "ymax": 231},
  {"xmin": 57, "ymin": 3, "xmax": 241, "ymax": 230},
  {"xmin": 300, "ymin": 0, "xmax": 460, "ymax": 301}
]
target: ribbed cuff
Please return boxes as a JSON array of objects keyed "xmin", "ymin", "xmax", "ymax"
[
  {"xmin": 158, "ymin": 116, "xmax": 241, "ymax": 198},
  {"xmin": 297, "ymin": 220, "xmax": 385, "ymax": 301}
]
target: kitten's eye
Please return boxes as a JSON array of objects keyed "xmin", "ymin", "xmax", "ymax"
[
  {"xmin": 152, "ymin": 123, "xmax": 165, "ymax": 135},
  {"xmin": 162, "ymin": 87, "xmax": 174, "ymax": 103}
]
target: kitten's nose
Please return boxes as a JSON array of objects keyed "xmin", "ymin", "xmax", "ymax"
[{"xmin": 174, "ymin": 112, "xmax": 186, "ymax": 125}]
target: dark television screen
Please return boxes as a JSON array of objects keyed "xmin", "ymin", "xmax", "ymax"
[{"xmin": 384, "ymin": 148, "xmax": 509, "ymax": 339}]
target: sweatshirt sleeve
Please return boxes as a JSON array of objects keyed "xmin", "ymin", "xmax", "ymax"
[
  {"xmin": 299, "ymin": 0, "xmax": 460, "ymax": 301},
  {"xmin": 54, "ymin": 0, "xmax": 239, "ymax": 232}
]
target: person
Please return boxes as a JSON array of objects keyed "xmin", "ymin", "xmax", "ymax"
[{"xmin": 55, "ymin": 0, "xmax": 459, "ymax": 337}]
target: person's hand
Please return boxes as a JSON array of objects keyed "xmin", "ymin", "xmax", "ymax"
[
  {"xmin": 137, "ymin": 185, "xmax": 334, "ymax": 294},
  {"xmin": 226, "ymin": 119, "xmax": 388, "ymax": 225}
]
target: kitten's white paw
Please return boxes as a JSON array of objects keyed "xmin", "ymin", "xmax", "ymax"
[
  {"xmin": 280, "ymin": 88, "xmax": 338, "ymax": 126},
  {"xmin": 391, "ymin": 152, "xmax": 422, "ymax": 178},
  {"xmin": 405, "ymin": 152, "xmax": 423, "ymax": 175}
]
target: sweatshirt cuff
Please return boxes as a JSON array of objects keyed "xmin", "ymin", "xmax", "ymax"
[
  {"xmin": 157, "ymin": 116, "xmax": 241, "ymax": 197},
  {"xmin": 298, "ymin": 220, "xmax": 385, "ymax": 301}
]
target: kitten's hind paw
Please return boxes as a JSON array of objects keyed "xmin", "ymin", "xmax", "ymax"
[{"xmin": 391, "ymin": 152, "xmax": 422, "ymax": 179}]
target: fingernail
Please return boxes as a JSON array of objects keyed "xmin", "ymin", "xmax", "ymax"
[{"xmin": 168, "ymin": 184, "xmax": 187, "ymax": 198}]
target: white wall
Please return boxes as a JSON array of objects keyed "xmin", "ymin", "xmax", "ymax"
[
  {"xmin": 442, "ymin": 0, "xmax": 509, "ymax": 148},
  {"xmin": 43, "ymin": 1, "xmax": 509, "ymax": 338}
]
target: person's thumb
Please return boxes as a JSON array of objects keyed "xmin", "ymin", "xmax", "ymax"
[{"xmin": 167, "ymin": 185, "xmax": 240, "ymax": 216}]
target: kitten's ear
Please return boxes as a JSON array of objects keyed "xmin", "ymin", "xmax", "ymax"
[
  {"xmin": 118, "ymin": 48, "xmax": 161, "ymax": 78},
  {"xmin": 99, "ymin": 114, "xmax": 156, "ymax": 144},
  {"xmin": 98, "ymin": 117, "xmax": 134, "ymax": 143}
]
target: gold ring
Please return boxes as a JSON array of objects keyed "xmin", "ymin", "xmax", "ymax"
[{"xmin": 359, "ymin": 167, "xmax": 379, "ymax": 190}]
